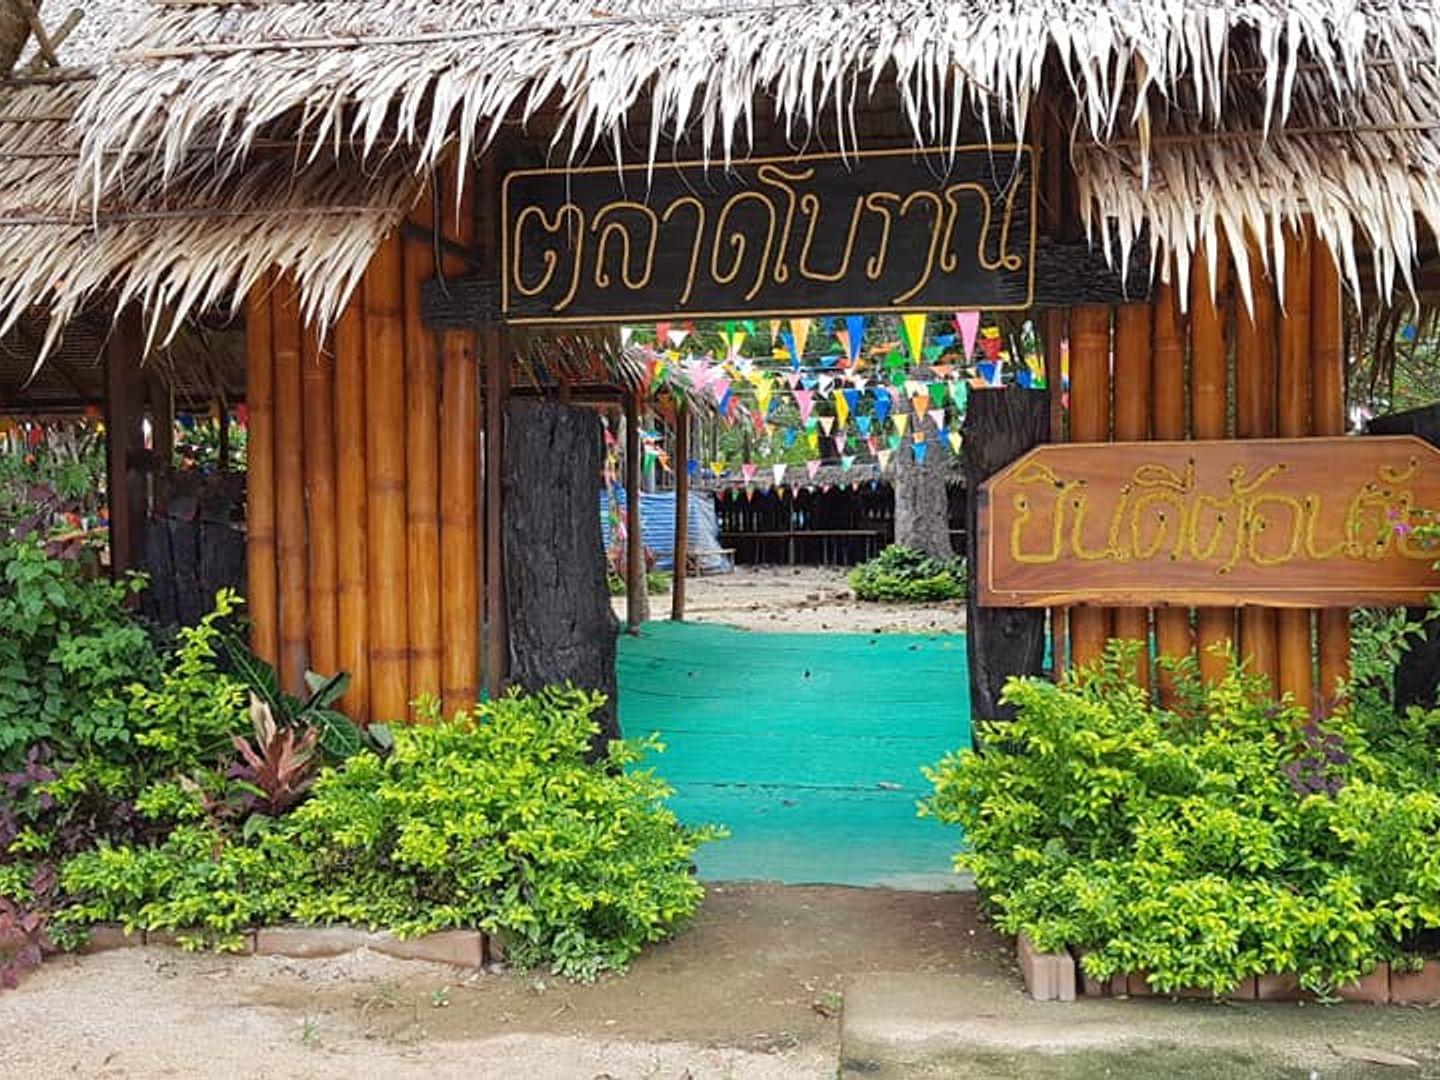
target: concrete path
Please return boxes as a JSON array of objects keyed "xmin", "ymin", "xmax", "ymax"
[{"xmin": 841, "ymin": 971, "xmax": 1440, "ymax": 1078}]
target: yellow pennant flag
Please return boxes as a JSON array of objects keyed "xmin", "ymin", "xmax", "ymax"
[
  {"xmin": 790, "ymin": 318, "xmax": 812, "ymax": 361},
  {"xmin": 893, "ymin": 414, "xmax": 910, "ymax": 436},
  {"xmin": 834, "ymin": 390, "xmax": 850, "ymax": 426},
  {"xmin": 948, "ymin": 431, "xmax": 963, "ymax": 454},
  {"xmin": 754, "ymin": 373, "xmax": 774, "ymax": 415},
  {"xmin": 901, "ymin": 312, "xmax": 927, "ymax": 362}
]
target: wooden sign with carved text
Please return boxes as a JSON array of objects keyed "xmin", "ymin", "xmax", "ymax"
[
  {"xmin": 977, "ymin": 437, "xmax": 1440, "ymax": 608},
  {"xmin": 502, "ymin": 146, "xmax": 1036, "ymax": 324}
]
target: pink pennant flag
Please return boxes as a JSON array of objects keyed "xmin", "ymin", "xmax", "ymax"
[
  {"xmin": 794, "ymin": 389, "xmax": 815, "ymax": 422},
  {"xmin": 866, "ymin": 436, "xmax": 878, "ymax": 453},
  {"xmin": 710, "ymin": 376, "xmax": 731, "ymax": 404},
  {"xmin": 782, "ymin": 370, "xmax": 802, "ymax": 390},
  {"xmin": 928, "ymin": 408, "xmax": 946, "ymax": 431},
  {"xmin": 806, "ymin": 459, "xmax": 822, "ymax": 480},
  {"xmin": 741, "ymin": 462, "xmax": 757, "ymax": 483},
  {"xmin": 833, "ymin": 434, "xmax": 847, "ymax": 454},
  {"xmin": 955, "ymin": 311, "xmax": 981, "ymax": 361},
  {"xmin": 750, "ymin": 410, "xmax": 767, "ymax": 436}
]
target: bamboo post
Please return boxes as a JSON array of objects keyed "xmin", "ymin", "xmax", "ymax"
[
  {"xmin": 1190, "ymin": 246, "xmax": 1234, "ymax": 684},
  {"xmin": 1277, "ymin": 226, "xmax": 1316, "ymax": 711},
  {"xmin": 1150, "ymin": 278, "xmax": 1192, "ymax": 702},
  {"xmin": 244, "ymin": 278, "xmax": 279, "ymax": 664},
  {"xmin": 1067, "ymin": 305, "xmax": 1113, "ymax": 669},
  {"xmin": 104, "ymin": 307, "xmax": 148, "ymax": 582},
  {"xmin": 671, "ymin": 405, "xmax": 690, "ymax": 621},
  {"xmin": 1112, "ymin": 304, "xmax": 1153, "ymax": 688},
  {"xmin": 624, "ymin": 389, "xmax": 645, "ymax": 633},
  {"xmin": 481, "ymin": 153, "xmax": 510, "ymax": 699},
  {"xmin": 1236, "ymin": 238, "xmax": 1280, "ymax": 687},
  {"xmin": 440, "ymin": 162, "xmax": 480, "ymax": 717},
  {"xmin": 403, "ymin": 195, "xmax": 442, "ymax": 713},
  {"xmin": 1312, "ymin": 238, "xmax": 1349, "ymax": 708},
  {"xmin": 272, "ymin": 278, "xmax": 309, "ymax": 695},
  {"xmin": 302, "ymin": 324, "xmax": 338, "ymax": 677},
  {"xmin": 333, "ymin": 298, "xmax": 370, "ymax": 720},
  {"xmin": 363, "ymin": 234, "xmax": 410, "ymax": 723}
]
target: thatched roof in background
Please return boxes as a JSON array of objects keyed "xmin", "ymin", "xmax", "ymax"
[{"xmin": 5, "ymin": 0, "xmax": 1440, "ymax": 359}]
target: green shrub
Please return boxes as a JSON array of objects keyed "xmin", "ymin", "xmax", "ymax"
[
  {"xmin": 607, "ymin": 571, "xmax": 671, "ymax": 596},
  {"xmin": 55, "ymin": 687, "xmax": 722, "ymax": 980},
  {"xmin": 0, "ymin": 539, "xmax": 157, "ymax": 769},
  {"xmin": 848, "ymin": 545, "xmax": 965, "ymax": 603},
  {"xmin": 923, "ymin": 643, "xmax": 1440, "ymax": 996}
]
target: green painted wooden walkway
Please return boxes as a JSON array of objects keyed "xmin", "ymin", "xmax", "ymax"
[{"xmin": 617, "ymin": 622, "xmax": 970, "ymax": 888}]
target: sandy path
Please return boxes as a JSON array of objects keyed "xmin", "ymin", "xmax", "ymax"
[{"xmin": 614, "ymin": 565, "xmax": 967, "ymax": 635}]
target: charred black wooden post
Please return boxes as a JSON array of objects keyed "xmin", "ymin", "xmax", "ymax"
[
  {"xmin": 1367, "ymin": 403, "xmax": 1440, "ymax": 708},
  {"xmin": 503, "ymin": 401, "xmax": 621, "ymax": 748},
  {"xmin": 104, "ymin": 307, "xmax": 148, "ymax": 580},
  {"xmin": 964, "ymin": 386, "xmax": 1051, "ymax": 751}
]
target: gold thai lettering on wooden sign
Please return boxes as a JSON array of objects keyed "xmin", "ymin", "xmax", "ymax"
[
  {"xmin": 978, "ymin": 437, "xmax": 1440, "ymax": 608},
  {"xmin": 501, "ymin": 146, "xmax": 1036, "ymax": 324}
]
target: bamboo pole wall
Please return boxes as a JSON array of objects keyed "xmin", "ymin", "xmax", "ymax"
[
  {"xmin": 1066, "ymin": 305, "xmax": 1113, "ymax": 669},
  {"xmin": 404, "ymin": 192, "xmax": 443, "ymax": 715},
  {"xmin": 245, "ymin": 176, "xmax": 484, "ymax": 725},
  {"xmin": 272, "ymin": 279, "xmax": 308, "ymax": 696},
  {"xmin": 302, "ymin": 325, "xmax": 338, "ymax": 678},
  {"xmin": 245, "ymin": 273, "xmax": 279, "ymax": 666},
  {"xmin": 1060, "ymin": 221, "xmax": 1348, "ymax": 711},
  {"xmin": 439, "ymin": 165, "xmax": 481, "ymax": 718},
  {"xmin": 333, "ymin": 299, "xmax": 369, "ymax": 718}
]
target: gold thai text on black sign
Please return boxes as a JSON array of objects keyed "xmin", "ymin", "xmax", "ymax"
[{"xmin": 501, "ymin": 146, "xmax": 1036, "ymax": 324}]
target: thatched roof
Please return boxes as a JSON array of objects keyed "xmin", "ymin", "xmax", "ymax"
[{"xmin": 7, "ymin": 0, "xmax": 1440, "ymax": 349}]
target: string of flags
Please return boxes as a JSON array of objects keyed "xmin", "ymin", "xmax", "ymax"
[{"xmin": 628, "ymin": 311, "xmax": 1067, "ymax": 492}]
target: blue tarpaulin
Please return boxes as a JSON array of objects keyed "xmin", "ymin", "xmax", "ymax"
[{"xmin": 600, "ymin": 490, "xmax": 729, "ymax": 572}]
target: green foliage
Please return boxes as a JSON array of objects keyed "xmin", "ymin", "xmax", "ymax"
[
  {"xmin": 606, "ymin": 571, "xmax": 671, "ymax": 596},
  {"xmin": 923, "ymin": 643, "xmax": 1440, "ymax": 996},
  {"xmin": 51, "ymin": 687, "xmax": 721, "ymax": 981},
  {"xmin": 848, "ymin": 544, "xmax": 966, "ymax": 602},
  {"xmin": 0, "ymin": 539, "xmax": 157, "ymax": 769},
  {"xmin": 284, "ymin": 688, "xmax": 722, "ymax": 980}
]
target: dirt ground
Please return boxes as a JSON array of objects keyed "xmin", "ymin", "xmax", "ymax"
[
  {"xmin": 614, "ymin": 564, "xmax": 967, "ymax": 634},
  {"xmin": 0, "ymin": 885, "xmax": 1002, "ymax": 1079},
  {"xmin": 7, "ymin": 884, "xmax": 1440, "ymax": 1079}
]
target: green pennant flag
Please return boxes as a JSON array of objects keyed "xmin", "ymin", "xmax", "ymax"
[
  {"xmin": 884, "ymin": 349, "xmax": 907, "ymax": 370},
  {"xmin": 928, "ymin": 381, "xmax": 948, "ymax": 406},
  {"xmin": 887, "ymin": 433, "xmax": 902, "ymax": 451}
]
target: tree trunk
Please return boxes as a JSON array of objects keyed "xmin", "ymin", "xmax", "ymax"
[
  {"xmin": 893, "ymin": 423, "xmax": 955, "ymax": 558},
  {"xmin": 504, "ymin": 401, "xmax": 621, "ymax": 749},
  {"xmin": 1367, "ymin": 403, "xmax": 1440, "ymax": 708},
  {"xmin": 964, "ymin": 386, "xmax": 1051, "ymax": 751}
]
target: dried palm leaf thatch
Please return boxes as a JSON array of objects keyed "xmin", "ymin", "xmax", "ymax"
[
  {"xmin": 70, "ymin": 0, "xmax": 1440, "ymax": 314},
  {"xmin": 0, "ymin": 75, "xmax": 422, "ymax": 365},
  {"xmin": 1074, "ymin": 31, "xmax": 1440, "ymax": 312}
]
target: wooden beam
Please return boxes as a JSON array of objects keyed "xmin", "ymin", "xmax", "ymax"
[
  {"xmin": 671, "ymin": 406, "xmax": 690, "ymax": 621},
  {"xmin": 244, "ymin": 275, "xmax": 279, "ymax": 665},
  {"xmin": 364, "ymin": 234, "xmax": 411, "ymax": 723},
  {"xmin": 104, "ymin": 306, "xmax": 147, "ymax": 582}
]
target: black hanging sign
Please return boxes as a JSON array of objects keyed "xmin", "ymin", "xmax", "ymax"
[{"xmin": 501, "ymin": 146, "xmax": 1037, "ymax": 325}]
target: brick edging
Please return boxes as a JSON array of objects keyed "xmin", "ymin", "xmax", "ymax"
[
  {"xmin": 78, "ymin": 924, "xmax": 503, "ymax": 969},
  {"xmin": 1015, "ymin": 933, "xmax": 1440, "ymax": 1005}
]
